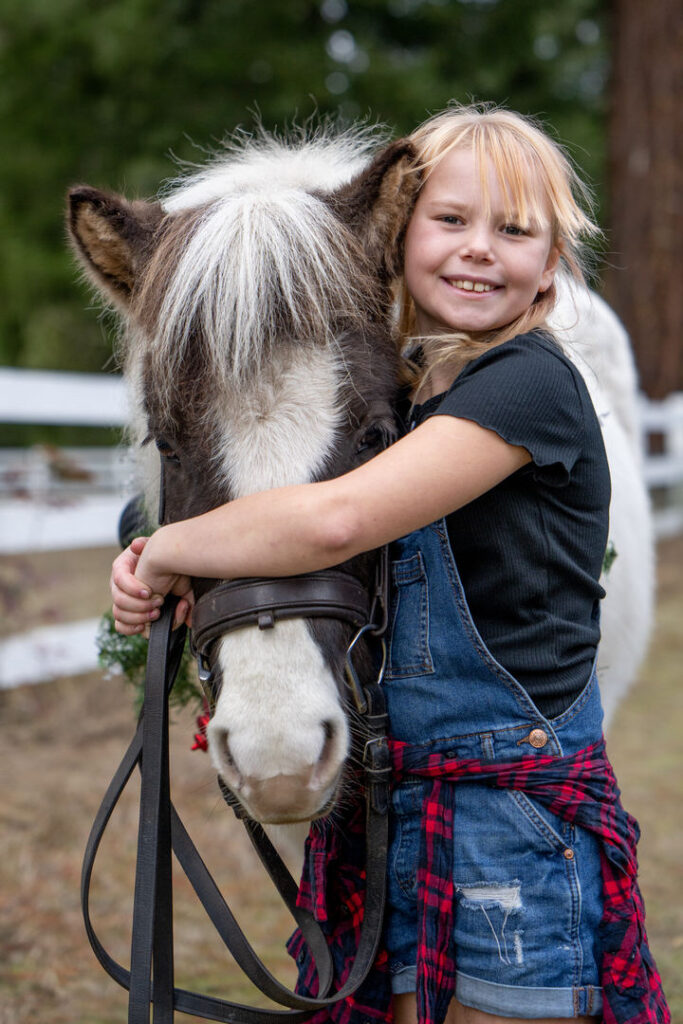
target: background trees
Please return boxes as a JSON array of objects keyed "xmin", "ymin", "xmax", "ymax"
[
  {"xmin": 1, "ymin": 0, "xmax": 678, "ymax": 395},
  {"xmin": 605, "ymin": 0, "xmax": 683, "ymax": 398}
]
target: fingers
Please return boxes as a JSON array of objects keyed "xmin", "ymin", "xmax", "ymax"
[
  {"xmin": 111, "ymin": 536, "xmax": 188, "ymax": 636},
  {"xmin": 111, "ymin": 578, "xmax": 161, "ymax": 612},
  {"xmin": 129, "ymin": 535, "xmax": 149, "ymax": 555},
  {"xmin": 114, "ymin": 618, "xmax": 151, "ymax": 637},
  {"xmin": 111, "ymin": 545, "xmax": 155, "ymax": 601},
  {"xmin": 111, "ymin": 543, "xmax": 164, "ymax": 634},
  {"xmin": 113, "ymin": 602, "xmax": 162, "ymax": 633},
  {"xmin": 172, "ymin": 596, "xmax": 194, "ymax": 630},
  {"xmin": 115, "ymin": 596, "xmax": 190, "ymax": 636}
]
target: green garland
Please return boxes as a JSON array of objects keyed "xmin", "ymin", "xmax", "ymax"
[
  {"xmin": 602, "ymin": 540, "xmax": 618, "ymax": 576},
  {"xmin": 96, "ymin": 610, "xmax": 205, "ymax": 713}
]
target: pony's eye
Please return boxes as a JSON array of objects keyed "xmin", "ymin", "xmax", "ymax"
[
  {"xmin": 155, "ymin": 438, "xmax": 180, "ymax": 463},
  {"xmin": 357, "ymin": 424, "xmax": 386, "ymax": 455}
]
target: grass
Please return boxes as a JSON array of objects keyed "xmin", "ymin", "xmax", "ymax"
[{"xmin": 0, "ymin": 538, "xmax": 681, "ymax": 1022}]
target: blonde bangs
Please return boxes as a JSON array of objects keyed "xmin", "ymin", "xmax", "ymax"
[
  {"xmin": 410, "ymin": 104, "xmax": 600, "ymax": 254},
  {"xmin": 474, "ymin": 127, "xmax": 541, "ymax": 232}
]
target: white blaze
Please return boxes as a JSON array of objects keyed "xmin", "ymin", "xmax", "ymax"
[{"xmin": 208, "ymin": 345, "xmax": 350, "ymax": 789}]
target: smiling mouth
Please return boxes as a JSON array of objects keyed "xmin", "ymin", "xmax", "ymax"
[{"xmin": 445, "ymin": 278, "xmax": 500, "ymax": 293}]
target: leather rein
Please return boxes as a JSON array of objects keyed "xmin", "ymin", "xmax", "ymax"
[{"xmin": 82, "ymin": 475, "xmax": 392, "ymax": 1022}]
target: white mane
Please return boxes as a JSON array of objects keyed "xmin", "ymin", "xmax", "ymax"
[
  {"xmin": 147, "ymin": 129, "xmax": 385, "ymax": 386},
  {"xmin": 160, "ymin": 127, "xmax": 380, "ymax": 212}
]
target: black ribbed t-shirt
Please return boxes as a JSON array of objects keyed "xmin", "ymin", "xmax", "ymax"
[{"xmin": 409, "ymin": 330, "xmax": 611, "ymax": 718}]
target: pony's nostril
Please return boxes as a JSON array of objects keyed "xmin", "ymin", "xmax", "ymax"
[
  {"xmin": 311, "ymin": 719, "xmax": 339, "ymax": 785},
  {"xmin": 208, "ymin": 726, "xmax": 243, "ymax": 787},
  {"xmin": 322, "ymin": 719, "xmax": 335, "ymax": 742},
  {"xmin": 222, "ymin": 735, "xmax": 236, "ymax": 770}
]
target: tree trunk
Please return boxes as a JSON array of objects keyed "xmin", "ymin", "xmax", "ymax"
[{"xmin": 605, "ymin": 0, "xmax": 683, "ymax": 398}]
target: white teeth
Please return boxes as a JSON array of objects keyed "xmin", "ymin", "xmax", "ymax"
[{"xmin": 454, "ymin": 279, "xmax": 495, "ymax": 292}]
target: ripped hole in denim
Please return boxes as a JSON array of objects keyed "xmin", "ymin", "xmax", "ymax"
[{"xmin": 457, "ymin": 882, "xmax": 523, "ymax": 966}]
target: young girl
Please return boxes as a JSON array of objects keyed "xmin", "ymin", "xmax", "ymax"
[{"xmin": 110, "ymin": 105, "xmax": 668, "ymax": 1024}]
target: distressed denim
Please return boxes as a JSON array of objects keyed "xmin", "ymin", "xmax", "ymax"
[{"xmin": 383, "ymin": 520, "xmax": 604, "ymax": 1019}]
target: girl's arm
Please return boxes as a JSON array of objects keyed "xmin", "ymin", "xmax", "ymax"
[{"xmin": 111, "ymin": 414, "xmax": 530, "ymax": 633}]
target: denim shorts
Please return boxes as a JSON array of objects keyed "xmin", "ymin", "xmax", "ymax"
[{"xmin": 386, "ymin": 776, "xmax": 604, "ymax": 1019}]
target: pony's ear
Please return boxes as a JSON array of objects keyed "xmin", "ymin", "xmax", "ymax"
[
  {"xmin": 330, "ymin": 139, "xmax": 419, "ymax": 282},
  {"xmin": 67, "ymin": 186, "xmax": 164, "ymax": 308}
]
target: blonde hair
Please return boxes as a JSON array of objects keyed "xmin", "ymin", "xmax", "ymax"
[{"xmin": 398, "ymin": 102, "xmax": 601, "ymax": 391}]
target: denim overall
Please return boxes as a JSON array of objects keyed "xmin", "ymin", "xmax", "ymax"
[{"xmin": 383, "ymin": 519, "xmax": 605, "ymax": 1019}]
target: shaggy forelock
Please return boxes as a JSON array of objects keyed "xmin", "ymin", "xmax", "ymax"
[
  {"xmin": 131, "ymin": 131, "xmax": 385, "ymax": 414},
  {"xmin": 160, "ymin": 127, "xmax": 380, "ymax": 211}
]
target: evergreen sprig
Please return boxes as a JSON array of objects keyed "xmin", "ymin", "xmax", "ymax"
[
  {"xmin": 97, "ymin": 610, "xmax": 204, "ymax": 713},
  {"xmin": 602, "ymin": 540, "xmax": 618, "ymax": 576}
]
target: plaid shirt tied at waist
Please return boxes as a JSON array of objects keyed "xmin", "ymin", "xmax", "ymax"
[{"xmin": 289, "ymin": 737, "xmax": 669, "ymax": 1024}]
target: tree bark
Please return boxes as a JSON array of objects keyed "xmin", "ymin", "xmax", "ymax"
[{"xmin": 605, "ymin": 0, "xmax": 683, "ymax": 398}]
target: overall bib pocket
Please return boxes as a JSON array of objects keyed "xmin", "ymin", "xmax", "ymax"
[{"xmin": 386, "ymin": 552, "xmax": 435, "ymax": 679}]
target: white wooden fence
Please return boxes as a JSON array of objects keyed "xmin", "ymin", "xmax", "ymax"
[
  {"xmin": 638, "ymin": 392, "xmax": 683, "ymax": 537},
  {"xmin": 1, "ymin": 368, "xmax": 683, "ymax": 545},
  {"xmin": 0, "ymin": 369, "xmax": 132, "ymax": 551},
  {"xmin": 1, "ymin": 368, "xmax": 681, "ymax": 688}
]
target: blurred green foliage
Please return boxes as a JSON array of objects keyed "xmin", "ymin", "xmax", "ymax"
[{"xmin": 0, "ymin": 0, "xmax": 607, "ymax": 376}]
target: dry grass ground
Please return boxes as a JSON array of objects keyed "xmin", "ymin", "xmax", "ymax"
[
  {"xmin": 0, "ymin": 539, "xmax": 681, "ymax": 1022},
  {"xmin": 0, "ymin": 546, "xmax": 120, "ymax": 638},
  {"xmin": 606, "ymin": 535, "xmax": 683, "ymax": 1019}
]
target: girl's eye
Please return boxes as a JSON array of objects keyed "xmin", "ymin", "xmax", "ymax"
[
  {"xmin": 441, "ymin": 215, "xmax": 462, "ymax": 225},
  {"xmin": 503, "ymin": 224, "xmax": 526, "ymax": 236}
]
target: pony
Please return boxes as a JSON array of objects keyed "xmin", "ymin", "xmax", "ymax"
[
  {"xmin": 547, "ymin": 282, "xmax": 654, "ymax": 725},
  {"xmin": 67, "ymin": 127, "xmax": 653, "ymax": 824}
]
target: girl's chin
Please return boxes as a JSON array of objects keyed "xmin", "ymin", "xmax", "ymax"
[
  {"xmin": 438, "ymin": 299, "xmax": 525, "ymax": 334},
  {"xmin": 436, "ymin": 311, "xmax": 509, "ymax": 333}
]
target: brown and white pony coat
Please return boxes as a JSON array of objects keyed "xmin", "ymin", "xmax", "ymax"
[{"xmin": 69, "ymin": 131, "xmax": 418, "ymax": 823}]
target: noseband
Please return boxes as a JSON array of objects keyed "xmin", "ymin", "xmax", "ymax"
[{"xmin": 192, "ymin": 549, "xmax": 388, "ymax": 714}]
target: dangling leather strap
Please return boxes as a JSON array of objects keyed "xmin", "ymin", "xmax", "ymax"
[{"xmin": 82, "ymin": 597, "xmax": 390, "ymax": 1023}]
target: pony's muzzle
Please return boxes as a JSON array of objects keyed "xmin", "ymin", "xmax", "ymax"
[{"xmin": 208, "ymin": 719, "xmax": 344, "ymax": 824}]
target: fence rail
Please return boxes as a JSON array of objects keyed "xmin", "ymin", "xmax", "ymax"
[
  {"xmin": 0, "ymin": 445, "xmax": 136, "ymax": 498},
  {"xmin": 1, "ymin": 369, "xmax": 682, "ymax": 544},
  {"xmin": 0, "ymin": 367, "xmax": 127, "ymax": 426},
  {"xmin": 638, "ymin": 392, "xmax": 683, "ymax": 537}
]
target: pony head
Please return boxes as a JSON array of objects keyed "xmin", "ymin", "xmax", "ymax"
[{"xmin": 68, "ymin": 128, "xmax": 418, "ymax": 822}]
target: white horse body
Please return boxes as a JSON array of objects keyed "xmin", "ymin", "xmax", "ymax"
[{"xmin": 549, "ymin": 279, "xmax": 654, "ymax": 725}]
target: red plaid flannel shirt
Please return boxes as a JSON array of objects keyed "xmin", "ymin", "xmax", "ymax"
[{"xmin": 289, "ymin": 737, "xmax": 669, "ymax": 1024}]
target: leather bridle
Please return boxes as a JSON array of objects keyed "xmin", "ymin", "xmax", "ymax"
[
  {"xmin": 82, "ymin": 456, "xmax": 393, "ymax": 1023},
  {"xmin": 191, "ymin": 545, "xmax": 389, "ymax": 714}
]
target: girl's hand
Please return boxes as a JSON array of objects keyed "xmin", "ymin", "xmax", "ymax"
[{"xmin": 110, "ymin": 535, "xmax": 193, "ymax": 635}]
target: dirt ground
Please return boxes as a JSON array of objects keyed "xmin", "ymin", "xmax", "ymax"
[{"xmin": 0, "ymin": 539, "xmax": 681, "ymax": 1022}]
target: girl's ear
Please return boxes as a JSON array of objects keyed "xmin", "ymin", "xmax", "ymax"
[
  {"xmin": 328, "ymin": 139, "xmax": 420, "ymax": 282},
  {"xmin": 539, "ymin": 245, "xmax": 561, "ymax": 293}
]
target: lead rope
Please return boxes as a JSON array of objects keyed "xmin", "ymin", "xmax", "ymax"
[{"xmin": 82, "ymin": 579, "xmax": 391, "ymax": 1022}]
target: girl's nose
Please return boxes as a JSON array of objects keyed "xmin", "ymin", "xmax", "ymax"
[{"xmin": 460, "ymin": 225, "xmax": 494, "ymax": 261}]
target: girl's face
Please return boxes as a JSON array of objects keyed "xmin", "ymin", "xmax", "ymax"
[{"xmin": 404, "ymin": 146, "xmax": 559, "ymax": 336}]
